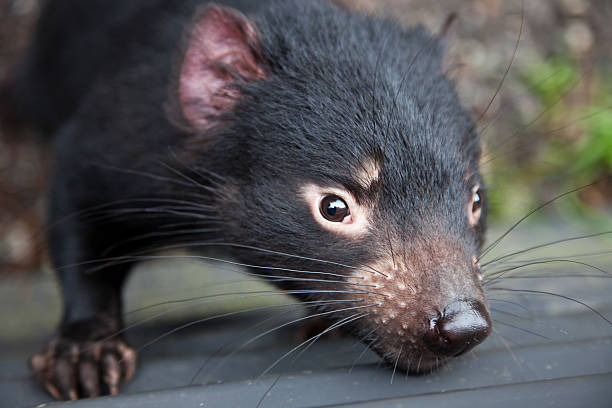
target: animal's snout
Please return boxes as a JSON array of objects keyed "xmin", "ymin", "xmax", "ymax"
[{"xmin": 423, "ymin": 299, "xmax": 491, "ymax": 357}]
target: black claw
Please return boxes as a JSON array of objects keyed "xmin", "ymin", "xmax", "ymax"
[
  {"xmin": 101, "ymin": 351, "xmax": 121, "ymax": 395},
  {"xmin": 78, "ymin": 359, "xmax": 100, "ymax": 397},
  {"xmin": 119, "ymin": 345, "xmax": 137, "ymax": 382},
  {"xmin": 53, "ymin": 357, "xmax": 77, "ymax": 400},
  {"xmin": 31, "ymin": 337, "xmax": 137, "ymax": 401}
]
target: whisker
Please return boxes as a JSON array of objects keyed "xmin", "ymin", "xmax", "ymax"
[
  {"xmin": 478, "ymin": 177, "xmax": 612, "ymax": 262},
  {"xmin": 257, "ymin": 312, "xmax": 370, "ymax": 379},
  {"xmin": 390, "ymin": 344, "xmax": 403, "ymax": 384},
  {"xmin": 124, "ymin": 278, "xmax": 278, "ymax": 314},
  {"xmin": 486, "ymin": 297, "xmax": 533, "ymax": 315},
  {"xmin": 61, "ymin": 253, "xmax": 368, "ymax": 282},
  {"xmin": 109, "ymin": 294, "xmax": 365, "ymax": 348},
  {"xmin": 415, "ymin": 355, "xmax": 423, "ymax": 373},
  {"xmin": 190, "ymin": 308, "xmax": 301, "ymax": 384},
  {"xmin": 371, "ymin": 29, "xmax": 390, "ymax": 150},
  {"xmin": 100, "ymin": 263, "xmax": 382, "ymax": 297},
  {"xmin": 403, "ymin": 357, "xmax": 411, "ymax": 381},
  {"xmin": 130, "ymin": 300, "xmax": 370, "ymax": 359},
  {"xmin": 211, "ymin": 306, "xmax": 375, "ymax": 376},
  {"xmin": 89, "ymin": 161, "xmax": 198, "ymax": 189},
  {"xmin": 209, "ymin": 243, "xmax": 387, "ymax": 278},
  {"xmin": 237, "ymin": 268, "xmax": 364, "ymax": 282},
  {"xmin": 492, "ymin": 327, "xmax": 521, "ymax": 359},
  {"xmin": 490, "ymin": 307, "xmax": 531, "ymax": 321},
  {"xmin": 485, "ymin": 273, "xmax": 611, "ymax": 281},
  {"xmin": 61, "ymin": 243, "xmax": 384, "ymax": 278},
  {"xmin": 474, "ymin": 0, "xmax": 523, "ymax": 125},
  {"xmin": 167, "ymin": 149, "xmax": 228, "ymax": 188},
  {"xmin": 85, "ymin": 207, "xmax": 218, "ymax": 222},
  {"xmin": 481, "ymin": 72, "xmax": 582, "ymax": 162},
  {"xmin": 101, "ymin": 228, "xmax": 220, "ymax": 256},
  {"xmin": 42, "ymin": 197, "xmax": 215, "ymax": 235},
  {"xmin": 386, "ymin": 228, "xmax": 397, "ymax": 271},
  {"xmin": 158, "ymin": 161, "xmax": 225, "ymax": 198},
  {"xmin": 383, "ymin": 32, "xmax": 437, "ymax": 139},
  {"xmin": 488, "ymin": 288, "xmax": 612, "ymax": 325},
  {"xmin": 157, "ymin": 220, "xmax": 212, "ymax": 230},
  {"xmin": 537, "ymin": 104, "xmax": 612, "ymax": 136},
  {"xmin": 213, "ymin": 267, "xmax": 378, "ymax": 289},
  {"xmin": 482, "ymin": 230, "xmax": 612, "ymax": 267},
  {"xmin": 105, "ymin": 253, "xmax": 371, "ymax": 289},
  {"xmin": 256, "ymin": 374, "xmax": 281, "ymax": 408},
  {"xmin": 124, "ymin": 289, "xmax": 356, "ymax": 318},
  {"xmin": 349, "ymin": 328, "xmax": 378, "ymax": 374},
  {"xmin": 67, "ymin": 208, "xmax": 220, "ymax": 229},
  {"xmin": 492, "ymin": 319, "xmax": 550, "ymax": 340},
  {"xmin": 490, "ymin": 307, "xmax": 572, "ymax": 336},
  {"xmin": 497, "ymin": 249, "xmax": 612, "ymax": 264},
  {"xmin": 483, "ymin": 259, "xmax": 611, "ymax": 285}
]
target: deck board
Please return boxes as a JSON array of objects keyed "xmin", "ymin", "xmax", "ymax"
[{"xmin": 1, "ymin": 225, "xmax": 611, "ymax": 408}]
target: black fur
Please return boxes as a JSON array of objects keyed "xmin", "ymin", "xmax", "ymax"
[{"xmin": 14, "ymin": 0, "xmax": 488, "ymax": 399}]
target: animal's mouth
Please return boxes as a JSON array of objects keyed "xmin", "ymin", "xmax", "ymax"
[
  {"xmin": 364, "ymin": 298, "xmax": 492, "ymax": 374},
  {"xmin": 370, "ymin": 341, "xmax": 452, "ymax": 374},
  {"xmin": 376, "ymin": 337, "xmax": 480, "ymax": 375},
  {"xmin": 405, "ymin": 354, "xmax": 450, "ymax": 374}
]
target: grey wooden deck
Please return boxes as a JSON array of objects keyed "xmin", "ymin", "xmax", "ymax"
[{"xmin": 1, "ymin": 223, "xmax": 611, "ymax": 407}]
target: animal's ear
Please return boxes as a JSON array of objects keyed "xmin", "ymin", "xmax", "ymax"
[{"xmin": 178, "ymin": 5, "xmax": 267, "ymax": 131}]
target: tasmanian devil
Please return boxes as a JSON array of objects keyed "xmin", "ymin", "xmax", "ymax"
[{"xmin": 8, "ymin": 0, "xmax": 492, "ymax": 400}]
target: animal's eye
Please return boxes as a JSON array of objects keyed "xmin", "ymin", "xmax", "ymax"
[
  {"xmin": 302, "ymin": 184, "xmax": 364, "ymax": 235},
  {"xmin": 320, "ymin": 195, "xmax": 350, "ymax": 222},
  {"xmin": 472, "ymin": 190, "xmax": 482, "ymax": 213},
  {"xmin": 468, "ymin": 186, "xmax": 482, "ymax": 227}
]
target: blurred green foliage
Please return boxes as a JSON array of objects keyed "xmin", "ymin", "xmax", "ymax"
[{"xmin": 485, "ymin": 55, "xmax": 612, "ymax": 226}]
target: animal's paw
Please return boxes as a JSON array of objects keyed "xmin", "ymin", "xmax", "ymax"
[{"xmin": 29, "ymin": 337, "xmax": 137, "ymax": 400}]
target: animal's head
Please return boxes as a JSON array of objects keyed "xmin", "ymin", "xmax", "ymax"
[{"xmin": 173, "ymin": 0, "xmax": 491, "ymax": 372}]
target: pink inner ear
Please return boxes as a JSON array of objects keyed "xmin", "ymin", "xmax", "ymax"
[{"xmin": 179, "ymin": 6, "xmax": 267, "ymax": 130}]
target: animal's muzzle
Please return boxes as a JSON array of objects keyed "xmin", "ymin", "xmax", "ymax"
[{"xmin": 423, "ymin": 299, "xmax": 491, "ymax": 357}]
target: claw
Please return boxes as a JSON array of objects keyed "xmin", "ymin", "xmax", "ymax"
[
  {"xmin": 79, "ymin": 358, "xmax": 100, "ymax": 397},
  {"xmin": 29, "ymin": 353, "xmax": 47, "ymax": 377},
  {"xmin": 44, "ymin": 382, "xmax": 63, "ymax": 401},
  {"xmin": 101, "ymin": 351, "xmax": 121, "ymax": 395},
  {"xmin": 30, "ymin": 337, "xmax": 137, "ymax": 400},
  {"xmin": 53, "ymin": 357, "xmax": 77, "ymax": 400},
  {"xmin": 79, "ymin": 343, "xmax": 102, "ymax": 397},
  {"xmin": 118, "ymin": 342, "xmax": 137, "ymax": 381},
  {"xmin": 31, "ymin": 353, "xmax": 62, "ymax": 400}
]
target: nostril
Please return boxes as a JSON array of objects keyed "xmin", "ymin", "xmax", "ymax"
[{"xmin": 423, "ymin": 299, "xmax": 491, "ymax": 357}]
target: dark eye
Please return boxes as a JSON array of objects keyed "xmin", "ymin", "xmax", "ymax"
[
  {"xmin": 472, "ymin": 190, "xmax": 482, "ymax": 213},
  {"xmin": 320, "ymin": 195, "xmax": 350, "ymax": 222}
]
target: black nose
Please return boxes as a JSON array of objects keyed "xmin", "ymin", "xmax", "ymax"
[{"xmin": 423, "ymin": 299, "xmax": 491, "ymax": 357}]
